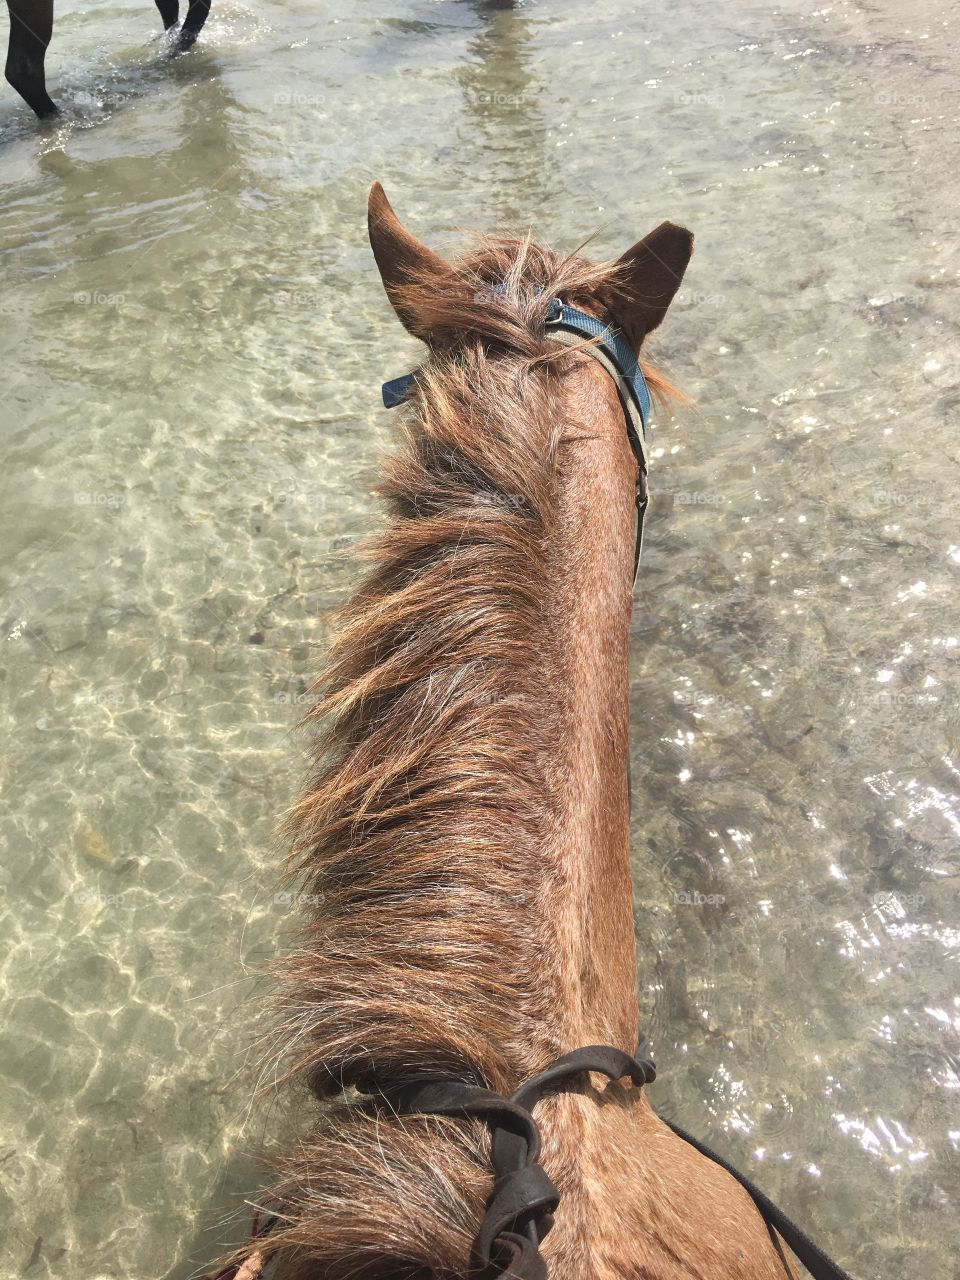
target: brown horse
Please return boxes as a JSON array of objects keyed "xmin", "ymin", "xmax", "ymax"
[
  {"xmin": 4, "ymin": 0, "xmax": 210, "ymax": 116},
  {"xmin": 208, "ymin": 184, "xmax": 811, "ymax": 1280}
]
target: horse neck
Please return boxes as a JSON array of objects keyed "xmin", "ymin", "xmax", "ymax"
[
  {"xmin": 539, "ymin": 355, "xmax": 640, "ymax": 1056},
  {"xmin": 258, "ymin": 347, "xmax": 647, "ymax": 1280},
  {"xmin": 282, "ymin": 348, "xmax": 639, "ymax": 1097}
]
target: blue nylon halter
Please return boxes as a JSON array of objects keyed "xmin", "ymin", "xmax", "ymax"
[
  {"xmin": 381, "ymin": 298, "xmax": 650, "ymax": 433},
  {"xmin": 542, "ymin": 297, "xmax": 651, "ymax": 432},
  {"xmin": 380, "ymin": 294, "xmax": 652, "ymax": 584}
]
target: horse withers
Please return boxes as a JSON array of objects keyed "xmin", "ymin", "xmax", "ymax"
[{"xmin": 4, "ymin": 0, "xmax": 211, "ymax": 116}]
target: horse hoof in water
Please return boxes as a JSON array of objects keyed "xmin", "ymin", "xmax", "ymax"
[
  {"xmin": 171, "ymin": 0, "xmax": 211, "ymax": 54},
  {"xmin": 3, "ymin": 61, "xmax": 58, "ymax": 117},
  {"xmin": 170, "ymin": 26, "xmax": 200, "ymax": 55}
]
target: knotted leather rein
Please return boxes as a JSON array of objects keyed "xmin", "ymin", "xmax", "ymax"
[
  {"xmin": 370, "ymin": 1042, "xmax": 657, "ymax": 1280},
  {"xmin": 368, "ymin": 1038, "xmax": 854, "ymax": 1280}
]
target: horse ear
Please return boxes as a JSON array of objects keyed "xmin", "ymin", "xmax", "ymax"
[
  {"xmin": 368, "ymin": 182, "xmax": 451, "ymax": 336},
  {"xmin": 613, "ymin": 222, "xmax": 694, "ymax": 341}
]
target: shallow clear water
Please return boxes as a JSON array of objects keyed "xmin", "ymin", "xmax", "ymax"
[{"xmin": 1, "ymin": 0, "xmax": 957, "ymax": 1276}]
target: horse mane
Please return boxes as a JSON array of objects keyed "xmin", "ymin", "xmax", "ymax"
[{"xmin": 226, "ymin": 237, "xmax": 682, "ymax": 1280}]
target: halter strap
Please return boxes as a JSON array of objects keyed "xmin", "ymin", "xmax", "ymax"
[
  {"xmin": 540, "ymin": 321, "xmax": 649, "ymax": 584},
  {"xmin": 542, "ymin": 298, "xmax": 650, "ymax": 456},
  {"xmin": 380, "ymin": 298, "xmax": 652, "ymax": 586}
]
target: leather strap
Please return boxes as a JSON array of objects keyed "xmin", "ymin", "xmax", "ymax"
[
  {"xmin": 372, "ymin": 1041, "xmax": 657, "ymax": 1279},
  {"xmin": 542, "ymin": 299, "xmax": 650, "ymax": 448},
  {"xmin": 540, "ymin": 325, "xmax": 649, "ymax": 584},
  {"xmin": 662, "ymin": 1118, "xmax": 855, "ymax": 1280}
]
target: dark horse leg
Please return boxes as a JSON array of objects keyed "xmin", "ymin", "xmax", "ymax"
[
  {"xmin": 5, "ymin": 0, "xmax": 57, "ymax": 116},
  {"xmin": 155, "ymin": 0, "xmax": 179, "ymax": 30},
  {"xmin": 175, "ymin": 0, "xmax": 210, "ymax": 51}
]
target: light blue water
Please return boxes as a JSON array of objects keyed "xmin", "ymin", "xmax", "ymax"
[{"xmin": 0, "ymin": 0, "xmax": 957, "ymax": 1276}]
